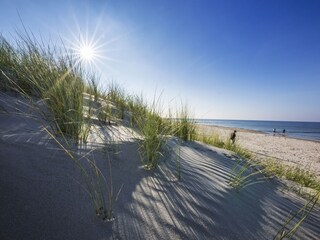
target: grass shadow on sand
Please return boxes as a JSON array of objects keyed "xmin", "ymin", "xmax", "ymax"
[
  {"xmin": 0, "ymin": 139, "xmax": 113, "ymax": 240},
  {"xmin": 0, "ymin": 135, "xmax": 153, "ymax": 240},
  {"xmin": 110, "ymin": 140, "xmax": 320, "ymax": 239},
  {"xmin": 1, "ymin": 113, "xmax": 319, "ymax": 239}
]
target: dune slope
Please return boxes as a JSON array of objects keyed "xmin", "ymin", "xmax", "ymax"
[{"xmin": 1, "ymin": 94, "xmax": 319, "ymax": 239}]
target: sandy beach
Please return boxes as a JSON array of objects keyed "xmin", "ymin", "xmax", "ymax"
[
  {"xmin": 1, "ymin": 93, "xmax": 320, "ymax": 239},
  {"xmin": 197, "ymin": 125, "xmax": 320, "ymax": 178},
  {"xmin": 2, "ymin": 1, "xmax": 320, "ymax": 238}
]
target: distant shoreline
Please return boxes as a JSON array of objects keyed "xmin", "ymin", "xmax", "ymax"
[
  {"xmin": 196, "ymin": 123, "xmax": 265, "ymax": 134},
  {"xmin": 197, "ymin": 123, "xmax": 320, "ymax": 143},
  {"xmin": 193, "ymin": 119, "xmax": 320, "ymax": 142},
  {"xmin": 197, "ymin": 124, "xmax": 320, "ymax": 178},
  {"xmin": 195, "ymin": 118, "xmax": 320, "ymax": 124}
]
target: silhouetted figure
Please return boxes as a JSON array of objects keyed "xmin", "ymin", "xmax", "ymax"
[
  {"xmin": 230, "ymin": 130, "xmax": 237, "ymax": 144},
  {"xmin": 282, "ymin": 129, "xmax": 286, "ymax": 136},
  {"xmin": 273, "ymin": 128, "xmax": 276, "ymax": 136}
]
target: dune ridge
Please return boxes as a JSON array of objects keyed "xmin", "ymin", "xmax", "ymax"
[{"xmin": 1, "ymin": 93, "xmax": 320, "ymax": 239}]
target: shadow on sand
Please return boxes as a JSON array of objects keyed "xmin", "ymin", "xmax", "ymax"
[
  {"xmin": 1, "ymin": 105, "xmax": 319, "ymax": 240},
  {"xmin": 110, "ymin": 140, "xmax": 320, "ymax": 239}
]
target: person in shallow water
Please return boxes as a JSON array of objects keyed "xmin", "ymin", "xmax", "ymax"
[{"xmin": 230, "ymin": 130, "xmax": 237, "ymax": 144}]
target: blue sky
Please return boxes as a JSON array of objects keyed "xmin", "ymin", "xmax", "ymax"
[{"xmin": 1, "ymin": 0, "xmax": 320, "ymax": 121}]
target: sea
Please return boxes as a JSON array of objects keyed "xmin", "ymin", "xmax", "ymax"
[{"xmin": 194, "ymin": 119, "xmax": 320, "ymax": 142}]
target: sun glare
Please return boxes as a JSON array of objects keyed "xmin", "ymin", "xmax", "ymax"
[
  {"xmin": 78, "ymin": 44, "xmax": 95, "ymax": 61},
  {"xmin": 64, "ymin": 16, "xmax": 120, "ymax": 73}
]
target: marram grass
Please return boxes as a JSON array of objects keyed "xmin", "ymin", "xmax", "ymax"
[
  {"xmin": 2, "ymin": 29, "xmax": 320, "ymax": 237},
  {"xmin": 135, "ymin": 99, "xmax": 169, "ymax": 170},
  {"xmin": 274, "ymin": 191, "xmax": 320, "ymax": 240},
  {"xmin": 0, "ymin": 31, "xmax": 121, "ymax": 220},
  {"xmin": 0, "ymin": 32, "xmax": 93, "ymax": 142}
]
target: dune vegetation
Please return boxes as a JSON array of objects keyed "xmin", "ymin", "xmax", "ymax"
[
  {"xmin": 1, "ymin": 31, "xmax": 319, "ymax": 239},
  {"xmin": 0, "ymin": 31, "xmax": 203, "ymax": 220}
]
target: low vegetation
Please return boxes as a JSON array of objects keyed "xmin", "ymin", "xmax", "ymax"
[
  {"xmin": 196, "ymin": 132, "xmax": 252, "ymax": 159},
  {"xmin": 1, "ymin": 30, "xmax": 319, "ymax": 239},
  {"xmin": 0, "ymin": 31, "xmax": 120, "ymax": 220},
  {"xmin": 2, "ymin": 28, "xmax": 317, "ymax": 186},
  {"xmin": 173, "ymin": 105, "xmax": 197, "ymax": 141},
  {"xmin": 228, "ymin": 159, "xmax": 266, "ymax": 191},
  {"xmin": 259, "ymin": 159, "xmax": 320, "ymax": 191},
  {"xmin": 133, "ymin": 97, "xmax": 172, "ymax": 170},
  {"xmin": 274, "ymin": 191, "xmax": 320, "ymax": 240},
  {"xmin": 196, "ymin": 129, "xmax": 320, "ymax": 192},
  {"xmin": 0, "ymin": 33, "xmax": 88, "ymax": 142}
]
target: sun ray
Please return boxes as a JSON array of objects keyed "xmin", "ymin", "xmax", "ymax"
[{"xmin": 56, "ymin": 8, "xmax": 137, "ymax": 77}]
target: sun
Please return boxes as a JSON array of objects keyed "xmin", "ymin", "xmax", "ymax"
[
  {"xmin": 79, "ymin": 44, "xmax": 95, "ymax": 61},
  {"xmin": 63, "ymin": 17, "xmax": 120, "ymax": 73}
]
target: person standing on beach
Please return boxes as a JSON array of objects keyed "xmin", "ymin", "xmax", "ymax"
[
  {"xmin": 273, "ymin": 128, "xmax": 276, "ymax": 136},
  {"xmin": 230, "ymin": 130, "xmax": 237, "ymax": 144}
]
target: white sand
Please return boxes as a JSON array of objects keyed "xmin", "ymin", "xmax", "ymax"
[
  {"xmin": 1, "ymin": 93, "xmax": 320, "ymax": 239},
  {"xmin": 197, "ymin": 125, "xmax": 320, "ymax": 178}
]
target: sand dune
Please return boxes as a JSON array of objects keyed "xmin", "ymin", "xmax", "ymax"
[{"xmin": 1, "ymin": 95, "xmax": 320, "ymax": 239}]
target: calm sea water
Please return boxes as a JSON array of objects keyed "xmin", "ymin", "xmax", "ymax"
[{"xmin": 195, "ymin": 119, "xmax": 320, "ymax": 142}]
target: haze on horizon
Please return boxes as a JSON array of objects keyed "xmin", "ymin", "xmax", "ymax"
[{"xmin": 1, "ymin": 0, "xmax": 319, "ymax": 122}]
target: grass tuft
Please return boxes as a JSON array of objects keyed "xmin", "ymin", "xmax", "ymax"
[
  {"xmin": 228, "ymin": 159, "xmax": 266, "ymax": 191},
  {"xmin": 274, "ymin": 191, "xmax": 320, "ymax": 239},
  {"xmin": 173, "ymin": 105, "xmax": 196, "ymax": 141},
  {"xmin": 137, "ymin": 104, "xmax": 169, "ymax": 169},
  {"xmin": 0, "ymin": 31, "xmax": 96, "ymax": 143}
]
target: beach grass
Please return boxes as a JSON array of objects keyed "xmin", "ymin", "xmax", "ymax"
[
  {"xmin": 0, "ymin": 88, "xmax": 117, "ymax": 221},
  {"xmin": 173, "ymin": 105, "xmax": 197, "ymax": 141},
  {"xmin": 197, "ymin": 132, "xmax": 225, "ymax": 148},
  {"xmin": 1, "ymin": 28, "xmax": 183, "ymax": 172},
  {"xmin": 0, "ymin": 35, "xmax": 17, "ymax": 91},
  {"xmin": 0, "ymin": 31, "xmax": 121, "ymax": 220},
  {"xmin": 195, "ymin": 132, "xmax": 252, "ymax": 159},
  {"xmin": 106, "ymin": 82, "xmax": 127, "ymax": 120},
  {"xmin": 135, "ymin": 97, "xmax": 170, "ymax": 170},
  {"xmin": 274, "ymin": 191, "xmax": 320, "ymax": 239},
  {"xmin": 0, "ymin": 32, "xmax": 92, "ymax": 142},
  {"xmin": 228, "ymin": 159, "xmax": 267, "ymax": 191},
  {"xmin": 259, "ymin": 159, "xmax": 320, "ymax": 191},
  {"xmin": 165, "ymin": 105, "xmax": 196, "ymax": 178},
  {"xmin": 86, "ymin": 74, "xmax": 101, "ymax": 102},
  {"xmin": 45, "ymin": 123, "xmax": 117, "ymax": 221},
  {"xmin": 126, "ymin": 93, "xmax": 148, "ymax": 128},
  {"xmin": 1, "ymin": 29, "xmax": 320, "ymax": 238}
]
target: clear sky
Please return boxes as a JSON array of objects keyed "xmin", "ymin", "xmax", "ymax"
[{"xmin": 1, "ymin": 0, "xmax": 320, "ymax": 121}]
